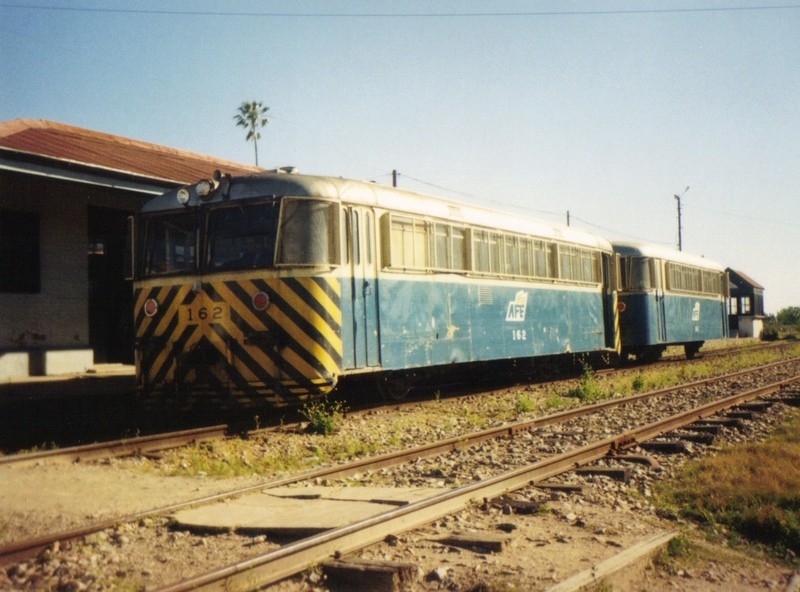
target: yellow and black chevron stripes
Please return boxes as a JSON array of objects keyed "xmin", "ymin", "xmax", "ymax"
[
  {"xmin": 613, "ymin": 291, "xmax": 621, "ymax": 353},
  {"xmin": 135, "ymin": 282, "xmax": 195, "ymax": 389},
  {"xmin": 134, "ymin": 276, "xmax": 342, "ymax": 404}
]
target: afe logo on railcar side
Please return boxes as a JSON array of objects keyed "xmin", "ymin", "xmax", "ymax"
[
  {"xmin": 505, "ymin": 291, "xmax": 529, "ymax": 322},
  {"xmin": 692, "ymin": 301, "xmax": 701, "ymax": 322}
]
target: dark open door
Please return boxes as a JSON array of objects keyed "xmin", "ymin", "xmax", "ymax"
[{"xmin": 88, "ymin": 206, "xmax": 133, "ymax": 363}]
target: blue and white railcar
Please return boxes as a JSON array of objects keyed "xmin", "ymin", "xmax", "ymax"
[
  {"xmin": 612, "ymin": 242, "xmax": 728, "ymax": 361},
  {"xmin": 131, "ymin": 171, "xmax": 620, "ymax": 406}
]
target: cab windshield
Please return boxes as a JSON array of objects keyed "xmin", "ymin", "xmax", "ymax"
[
  {"xmin": 138, "ymin": 198, "xmax": 339, "ymax": 278},
  {"xmin": 139, "ymin": 212, "xmax": 197, "ymax": 277},
  {"xmin": 621, "ymin": 256, "xmax": 654, "ymax": 290},
  {"xmin": 206, "ymin": 202, "xmax": 279, "ymax": 270}
]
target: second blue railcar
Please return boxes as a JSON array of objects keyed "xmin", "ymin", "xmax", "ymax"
[{"xmin": 612, "ymin": 241, "xmax": 728, "ymax": 361}]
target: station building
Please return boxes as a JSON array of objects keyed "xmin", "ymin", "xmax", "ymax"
[
  {"xmin": 0, "ymin": 119, "xmax": 261, "ymax": 379},
  {"xmin": 727, "ymin": 268, "xmax": 765, "ymax": 339}
]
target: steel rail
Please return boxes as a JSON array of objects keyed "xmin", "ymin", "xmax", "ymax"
[
  {"xmin": 1, "ymin": 344, "xmax": 787, "ymax": 468},
  {"xmin": 307, "ymin": 355, "xmax": 800, "ymax": 480},
  {"xmin": 2, "ymin": 357, "xmax": 798, "ymax": 567},
  {"xmin": 0, "ymin": 424, "xmax": 229, "ymax": 468},
  {"xmin": 337, "ymin": 341, "xmax": 791, "ymax": 414},
  {"xmin": 157, "ymin": 374, "xmax": 800, "ymax": 592},
  {"xmin": 659, "ymin": 340, "xmax": 786, "ymax": 362}
]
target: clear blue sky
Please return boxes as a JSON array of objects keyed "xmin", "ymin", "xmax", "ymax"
[{"xmin": 2, "ymin": 1, "xmax": 798, "ymax": 313}]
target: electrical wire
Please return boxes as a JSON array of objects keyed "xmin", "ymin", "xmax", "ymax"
[
  {"xmin": 2, "ymin": 3, "xmax": 799, "ymax": 18},
  {"xmin": 395, "ymin": 171, "xmax": 566, "ymax": 219},
  {"xmin": 380, "ymin": 170, "xmax": 662, "ymax": 242}
]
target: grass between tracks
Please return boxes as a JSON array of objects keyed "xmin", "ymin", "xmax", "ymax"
[
  {"xmin": 145, "ymin": 342, "xmax": 800, "ymax": 485},
  {"xmin": 561, "ymin": 341, "xmax": 800, "ymax": 404},
  {"xmin": 655, "ymin": 409, "xmax": 800, "ymax": 562}
]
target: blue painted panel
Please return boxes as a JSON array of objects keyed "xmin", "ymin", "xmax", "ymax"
[
  {"xmin": 619, "ymin": 291, "xmax": 727, "ymax": 348},
  {"xmin": 363, "ymin": 275, "xmax": 380, "ymax": 366},
  {"xmin": 618, "ymin": 292, "xmax": 661, "ymax": 347},
  {"xmin": 376, "ymin": 276, "xmax": 607, "ymax": 371},
  {"xmin": 339, "ymin": 272, "xmax": 357, "ymax": 370},
  {"xmin": 662, "ymin": 294, "xmax": 727, "ymax": 342}
]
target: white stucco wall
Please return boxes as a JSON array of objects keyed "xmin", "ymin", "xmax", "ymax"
[
  {"xmin": 738, "ymin": 317, "xmax": 764, "ymax": 339},
  {"xmin": 2, "ymin": 190, "xmax": 86, "ymax": 324}
]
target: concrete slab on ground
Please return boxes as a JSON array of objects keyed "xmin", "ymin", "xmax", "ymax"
[{"xmin": 172, "ymin": 485, "xmax": 443, "ymax": 537}]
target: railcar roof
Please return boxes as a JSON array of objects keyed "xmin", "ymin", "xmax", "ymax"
[
  {"xmin": 142, "ymin": 172, "xmax": 612, "ymax": 251},
  {"xmin": 612, "ymin": 241, "xmax": 725, "ymax": 272}
]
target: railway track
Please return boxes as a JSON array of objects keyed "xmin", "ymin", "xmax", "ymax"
[
  {"xmin": 2, "ymin": 355, "xmax": 799, "ymax": 590},
  {"xmin": 0, "ymin": 425, "xmax": 228, "ymax": 468},
  {"xmin": 155, "ymin": 373, "xmax": 800, "ymax": 591},
  {"xmin": 0, "ymin": 339, "xmax": 779, "ymax": 460},
  {"xmin": 657, "ymin": 339, "xmax": 783, "ymax": 363}
]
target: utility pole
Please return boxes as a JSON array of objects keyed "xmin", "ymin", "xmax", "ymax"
[
  {"xmin": 674, "ymin": 186, "xmax": 689, "ymax": 251},
  {"xmin": 566, "ymin": 210, "xmax": 570, "ymax": 226},
  {"xmin": 392, "ymin": 170, "xmax": 397, "ymax": 187}
]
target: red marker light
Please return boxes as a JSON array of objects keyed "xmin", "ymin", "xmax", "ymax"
[
  {"xmin": 252, "ymin": 291, "xmax": 270, "ymax": 311},
  {"xmin": 144, "ymin": 298, "xmax": 159, "ymax": 317},
  {"xmin": 617, "ymin": 302, "xmax": 627, "ymax": 312}
]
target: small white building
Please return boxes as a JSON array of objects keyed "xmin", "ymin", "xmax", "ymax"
[{"xmin": 0, "ymin": 119, "xmax": 261, "ymax": 378}]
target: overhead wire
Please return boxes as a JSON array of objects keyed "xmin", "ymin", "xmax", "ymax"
[
  {"xmin": 393, "ymin": 172, "xmax": 567, "ymax": 220},
  {"xmin": 2, "ymin": 3, "xmax": 800, "ymax": 18},
  {"xmin": 393, "ymin": 172, "xmax": 798, "ymax": 240},
  {"xmin": 373, "ymin": 170, "xmax": 660, "ymax": 243},
  {"xmin": 687, "ymin": 202, "xmax": 797, "ymax": 228}
]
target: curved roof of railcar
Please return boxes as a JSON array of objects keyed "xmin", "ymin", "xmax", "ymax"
[
  {"xmin": 611, "ymin": 241, "xmax": 725, "ymax": 272},
  {"xmin": 143, "ymin": 172, "xmax": 612, "ymax": 252}
]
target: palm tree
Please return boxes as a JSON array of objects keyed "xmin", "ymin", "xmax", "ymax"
[{"xmin": 234, "ymin": 101, "xmax": 270, "ymax": 166}]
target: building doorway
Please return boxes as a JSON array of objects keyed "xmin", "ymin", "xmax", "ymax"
[{"xmin": 88, "ymin": 206, "xmax": 133, "ymax": 364}]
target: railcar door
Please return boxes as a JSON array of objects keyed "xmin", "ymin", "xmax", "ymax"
[
  {"xmin": 347, "ymin": 207, "xmax": 380, "ymax": 368},
  {"xmin": 602, "ymin": 252, "xmax": 620, "ymax": 351},
  {"xmin": 655, "ymin": 258, "xmax": 667, "ymax": 341}
]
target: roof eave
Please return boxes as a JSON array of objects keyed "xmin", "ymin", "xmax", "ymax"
[{"xmin": 0, "ymin": 147, "xmax": 181, "ymax": 195}]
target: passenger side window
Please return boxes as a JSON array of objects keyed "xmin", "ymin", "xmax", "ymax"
[{"xmin": 276, "ymin": 199, "xmax": 340, "ymax": 266}]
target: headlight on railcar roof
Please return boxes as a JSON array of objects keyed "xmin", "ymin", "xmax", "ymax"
[
  {"xmin": 177, "ymin": 188, "xmax": 190, "ymax": 205},
  {"xmin": 196, "ymin": 179, "xmax": 215, "ymax": 199}
]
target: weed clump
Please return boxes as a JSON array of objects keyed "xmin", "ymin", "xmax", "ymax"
[
  {"xmin": 631, "ymin": 374, "xmax": 646, "ymax": 392},
  {"xmin": 539, "ymin": 391, "xmax": 566, "ymax": 412},
  {"xmin": 300, "ymin": 398, "xmax": 347, "ymax": 435},
  {"xmin": 666, "ymin": 534, "xmax": 694, "ymax": 559},
  {"xmin": 653, "ymin": 534, "xmax": 695, "ymax": 573},
  {"xmin": 566, "ymin": 365, "xmax": 606, "ymax": 402},
  {"xmin": 514, "ymin": 393, "xmax": 535, "ymax": 416}
]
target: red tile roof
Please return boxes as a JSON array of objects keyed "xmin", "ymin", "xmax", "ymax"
[{"xmin": 0, "ymin": 119, "xmax": 262, "ymax": 184}]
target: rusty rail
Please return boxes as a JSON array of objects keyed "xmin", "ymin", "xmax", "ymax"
[
  {"xmin": 156, "ymin": 374, "xmax": 800, "ymax": 591},
  {"xmin": 0, "ymin": 424, "xmax": 229, "ymax": 468}
]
